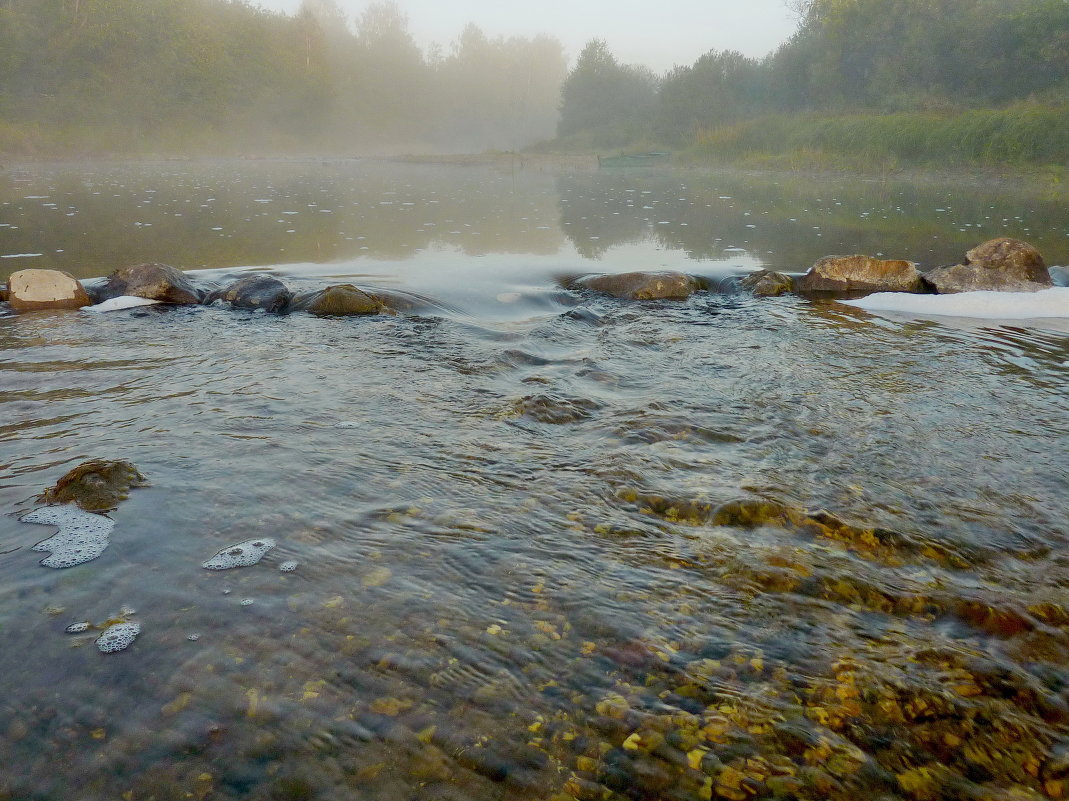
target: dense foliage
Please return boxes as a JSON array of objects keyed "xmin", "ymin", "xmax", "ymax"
[
  {"xmin": 558, "ymin": 0, "xmax": 1069, "ymax": 156},
  {"xmin": 0, "ymin": 0, "xmax": 567, "ymax": 156}
]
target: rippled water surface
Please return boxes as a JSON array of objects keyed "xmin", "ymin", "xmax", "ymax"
[{"xmin": 2, "ymin": 161, "xmax": 1069, "ymax": 801}]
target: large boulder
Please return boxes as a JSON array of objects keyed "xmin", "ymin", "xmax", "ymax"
[
  {"xmin": 572, "ymin": 271, "xmax": 702, "ymax": 300},
  {"xmin": 7, "ymin": 269, "xmax": 92, "ymax": 311},
  {"xmin": 288, "ymin": 284, "xmax": 393, "ymax": 316},
  {"xmin": 739, "ymin": 270, "xmax": 793, "ymax": 297},
  {"xmin": 206, "ymin": 274, "xmax": 291, "ymax": 312},
  {"xmin": 794, "ymin": 255, "xmax": 925, "ymax": 294},
  {"xmin": 96, "ymin": 263, "xmax": 204, "ymax": 304},
  {"xmin": 925, "ymin": 238, "xmax": 1051, "ymax": 293}
]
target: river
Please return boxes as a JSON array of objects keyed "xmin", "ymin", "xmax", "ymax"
[{"xmin": 1, "ymin": 159, "xmax": 1068, "ymax": 801}]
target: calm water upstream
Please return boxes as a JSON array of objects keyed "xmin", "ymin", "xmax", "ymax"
[{"xmin": 1, "ymin": 160, "xmax": 1068, "ymax": 801}]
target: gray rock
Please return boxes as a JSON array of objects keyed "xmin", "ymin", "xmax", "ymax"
[
  {"xmin": 794, "ymin": 255, "xmax": 924, "ymax": 294},
  {"xmin": 573, "ymin": 271, "xmax": 702, "ymax": 300},
  {"xmin": 288, "ymin": 284, "xmax": 393, "ymax": 316},
  {"xmin": 206, "ymin": 274, "xmax": 291, "ymax": 312},
  {"xmin": 925, "ymin": 237, "xmax": 1051, "ymax": 293},
  {"xmin": 1050, "ymin": 265, "xmax": 1068, "ymax": 287},
  {"xmin": 739, "ymin": 270, "xmax": 793, "ymax": 297},
  {"xmin": 96, "ymin": 263, "xmax": 204, "ymax": 304},
  {"xmin": 7, "ymin": 269, "xmax": 92, "ymax": 311}
]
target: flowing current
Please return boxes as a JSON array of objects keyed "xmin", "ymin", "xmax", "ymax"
[{"xmin": 1, "ymin": 160, "xmax": 1068, "ymax": 801}]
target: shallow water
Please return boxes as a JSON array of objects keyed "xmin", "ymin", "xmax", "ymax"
[{"xmin": 1, "ymin": 161, "xmax": 1069, "ymax": 801}]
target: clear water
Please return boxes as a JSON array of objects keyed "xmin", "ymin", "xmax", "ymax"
[{"xmin": 1, "ymin": 161, "xmax": 1068, "ymax": 801}]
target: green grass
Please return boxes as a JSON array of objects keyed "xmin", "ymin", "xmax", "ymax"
[{"xmin": 688, "ymin": 105, "xmax": 1069, "ymax": 170}]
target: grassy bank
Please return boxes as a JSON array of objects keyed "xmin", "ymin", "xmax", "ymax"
[{"xmin": 687, "ymin": 104, "xmax": 1069, "ymax": 172}]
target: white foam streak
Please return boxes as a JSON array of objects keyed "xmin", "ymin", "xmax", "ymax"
[
  {"xmin": 842, "ymin": 288, "xmax": 1069, "ymax": 320},
  {"xmin": 85, "ymin": 296, "xmax": 162, "ymax": 312}
]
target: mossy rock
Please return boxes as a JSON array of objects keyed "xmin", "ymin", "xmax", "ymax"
[{"xmin": 38, "ymin": 459, "xmax": 148, "ymax": 512}]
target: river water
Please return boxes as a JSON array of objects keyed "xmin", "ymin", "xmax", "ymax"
[{"xmin": 1, "ymin": 160, "xmax": 1068, "ymax": 801}]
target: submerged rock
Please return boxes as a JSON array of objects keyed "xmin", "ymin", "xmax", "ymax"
[
  {"xmin": 7, "ymin": 269, "xmax": 92, "ymax": 312},
  {"xmin": 0, "ymin": 282, "xmax": 7, "ymax": 302},
  {"xmin": 95, "ymin": 262, "xmax": 204, "ymax": 304},
  {"xmin": 739, "ymin": 270, "xmax": 794, "ymax": 297},
  {"xmin": 38, "ymin": 459, "xmax": 147, "ymax": 512},
  {"xmin": 573, "ymin": 271, "xmax": 702, "ymax": 300},
  {"xmin": 794, "ymin": 255, "xmax": 925, "ymax": 294},
  {"xmin": 288, "ymin": 284, "xmax": 393, "ymax": 316},
  {"xmin": 925, "ymin": 237, "xmax": 1052, "ymax": 293},
  {"xmin": 206, "ymin": 274, "xmax": 292, "ymax": 312}
]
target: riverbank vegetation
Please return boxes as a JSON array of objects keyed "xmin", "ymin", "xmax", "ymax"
[
  {"xmin": 1, "ymin": 0, "xmax": 1067, "ymax": 168},
  {"xmin": 0, "ymin": 0, "xmax": 566, "ymax": 157},
  {"xmin": 553, "ymin": 0, "xmax": 1069, "ymax": 169}
]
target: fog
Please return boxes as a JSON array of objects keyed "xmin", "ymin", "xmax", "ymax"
[{"xmin": 253, "ymin": 0, "xmax": 798, "ymax": 72}]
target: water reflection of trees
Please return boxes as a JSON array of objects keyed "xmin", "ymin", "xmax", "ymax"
[
  {"xmin": 0, "ymin": 162, "xmax": 566, "ymax": 280},
  {"xmin": 557, "ymin": 170, "xmax": 1069, "ymax": 271}
]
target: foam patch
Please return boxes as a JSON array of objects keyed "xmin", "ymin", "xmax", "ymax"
[
  {"xmin": 65, "ymin": 622, "xmax": 90, "ymax": 634},
  {"xmin": 85, "ymin": 296, "xmax": 162, "ymax": 312},
  {"xmin": 21, "ymin": 506, "xmax": 115, "ymax": 568},
  {"xmin": 96, "ymin": 622, "xmax": 140, "ymax": 653},
  {"xmin": 201, "ymin": 538, "xmax": 276, "ymax": 570},
  {"xmin": 279, "ymin": 560, "xmax": 299, "ymax": 572},
  {"xmin": 841, "ymin": 287, "xmax": 1069, "ymax": 320}
]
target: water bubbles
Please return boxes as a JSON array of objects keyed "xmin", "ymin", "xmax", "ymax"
[
  {"xmin": 65, "ymin": 622, "xmax": 90, "ymax": 634},
  {"xmin": 202, "ymin": 538, "xmax": 276, "ymax": 570},
  {"xmin": 22, "ymin": 506, "xmax": 115, "ymax": 569},
  {"xmin": 187, "ymin": 633, "xmax": 201, "ymax": 642},
  {"xmin": 240, "ymin": 599, "xmax": 255, "ymax": 607},
  {"xmin": 279, "ymin": 561, "xmax": 299, "ymax": 572},
  {"xmin": 95, "ymin": 622, "xmax": 141, "ymax": 653}
]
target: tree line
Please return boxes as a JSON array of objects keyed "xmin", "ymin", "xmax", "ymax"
[
  {"xmin": 0, "ymin": 0, "xmax": 566, "ymax": 155},
  {"xmin": 559, "ymin": 0, "xmax": 1069, "ymax": 148}
]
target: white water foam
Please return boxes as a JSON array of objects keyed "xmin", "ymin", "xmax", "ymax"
[
  {"xmin": 96, "ymin": 622, "xmax": 141, "ymax": 653},
  {"xmin": 21, "ymin": 506, "xmax": 115, "ymax": 568},
  {"xmin": 84, "ymin": 296, "xmax": 163, "ymax": 312},
  {"xmin": 202, "ymin": 537, "xmax": 276, "ymax": 570},
  {"xmin": 842, "ymin": 288, "xmax": 1069, "ymax": 320}
]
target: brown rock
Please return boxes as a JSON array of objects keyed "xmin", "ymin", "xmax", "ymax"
[
  {"xmin": 38, "ymin": 459, "xmax": 148, "ymax": 512},
  {"xmin": 289, "ymin": 284, "xmax": 392, "ymax": 316},
  {"xmin": 739, "ymin": 270, "xmax": 793, "ymax": 297},
  {"xmin": 0, "ymin": 282, "xmax": 8, "ymax": 302},
  {"xmin": 925, "ymin": 237, "xmax": 1051, "ymax": 293},
  {"xmin": 794, "ymin": 255, "xmax": 924, "ymax": 294},
  {"xmin": 205, "ymin": 274, "xmax": 291, "ymax": 312},
  {"xmin": 574, "ymin": 271, "xmax": 702, "ymax": 300},
  {"xmin": 97, "ymin": 263, "xmax": 203, "ymax": 304},
  {"xmin": 7, "ymin": 269, "xmax": 92, "ymax": 311}
]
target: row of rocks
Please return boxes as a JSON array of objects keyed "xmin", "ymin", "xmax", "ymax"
[
  {"xmin": 1, "ymin": 263, "xmax": 435, "ymax": 316},
  {"xmin": 742, "ymin": 237, "xmax": 1054, "ymax": 298},
  {"xmin": 0, "ymin": 238, "xmax": 1058, "ymax": 314}
]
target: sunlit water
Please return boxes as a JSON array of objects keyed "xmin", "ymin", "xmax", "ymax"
[{"xmin": 1, "ymin": 161, "xmax": 1068, "ymax": 801}]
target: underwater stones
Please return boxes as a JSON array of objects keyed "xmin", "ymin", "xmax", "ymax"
[
  {"xmin": 794, "ymin": 255, "xmax": 925, "ymax": 294},
  {"xmin": 95, "ymin": 621, "xmax": 140, "ymax": 653},
  {"xmin": 925, "ymin": 237, "xmax": 1052, "ymax": 293},
  {"xmin": 206, "ymin": 274, "xmax": 292, "ymax": 312},
  {"xmin": 0, "ymin": 282, "xmax": 7, "ymax": 302},
  {"xmin": 288, "ymin": 284, "xmax": 392, "ymax": 316},
  {"xmin": 38, "ymin": 458, "xmax": 147, "ymax": 512},
  {"xmin": 7, "ymin": 268, "xmax": 92, "ymax": 311},
  {"xmin": 21, "ymin": 506, "xmax": 116, "ymax": 568},
  {"xmin": 512, "ymin": 393, "xmax": 601, "ymax": 424},
  {"xmin": 739, "ymin": 270, "xmax": 794, "ymax": 297},
  {"xmin": 573, "ymin": 271, "xmax": 702, "ymax": 300},
  {"xmin": 96, "ymin": 262, "xmax": 204, "ymax": 304},
  {"xmin": 202, "ymin": 537, "xmax": 276, "ymax": 569}
]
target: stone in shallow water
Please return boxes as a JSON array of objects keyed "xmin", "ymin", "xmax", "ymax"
[
  {"xmin": 38, "ymin": 458, "xmax": 147, "ymax": 512},
  {"xmin": 201, "ymin": 538, "xmax": 276, "ymax": 570},
  {"xmin": 21, "ymin": 506, "xmax": 115, "ymax": 568},
  {"xmin": 7, "ymin": 269, "xmax": 92, "ymax": 311},
  {"xmin": 95, "ymin": 622, "xmax": 140, "ymax": 653}
]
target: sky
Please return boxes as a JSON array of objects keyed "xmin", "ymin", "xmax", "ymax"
[{"xmin": 253, "ymin": 0, "xmax": 800, "ymax": 73}]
